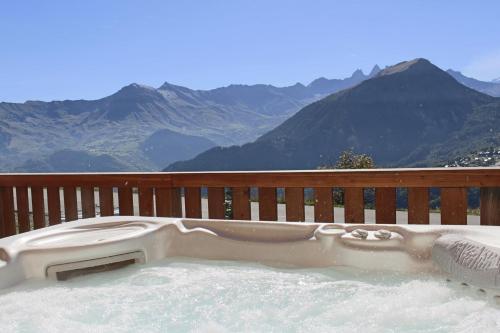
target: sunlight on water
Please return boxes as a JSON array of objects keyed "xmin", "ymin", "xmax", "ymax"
[{"xmin": 0, "ymin": 259, "xmax": 499, "ymax": 333}]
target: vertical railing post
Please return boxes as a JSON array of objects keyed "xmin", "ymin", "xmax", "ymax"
[
  {"xmin": 481, "ymin": 187, "xmax": 500, "ymax": 225},
  {"xmin": 408, "ymin": 187, "xmax": 429, "ymax": 224},
  {"xmin": 81, "ymin": 186, "xmax": 96, "ymax": 218},
  {"xmin": 185, "ymin": 187, "xmax": 202, "ymax": 218},
  {"xmin": 285, "ymin": 187, "xmax": 305, "ymax": 222},
  {"xmin": 16, "ymin": 186, "xmax": 30, "ymax": 233},
  {"xmin": 47, "ymin": 187, "xmax": 61, "ymax": 225},
  {"xmin": 344, "ymin": 187, "xmax": 364, "ymax": 223},
  {"xmin": 375, "ymin": 187, "xmax": 396, "ymax": 224},
  {"xmin": 208, "ymin": 187, "xmax": 226, "ymax": 219},
  {"xmin": 259, "ymin": 187, "xmax": 277, "ymax": 221},
  {"xmin": 118, "ymin": 187, "xmax": 134, "ymax": 216},
  {"xmin": 63, "ymin": 186, "xmax": 78, "ymax": 222},
  {"xmin": 0, "ymin": 186, "xmax": 16, "ymax": 237},
  {"xmin": 314, "ymin": 187, "xmax": 333, "ymax": 222},
  {"xmin": 138, "ymin": 187, "xmax": 154, "ymax": 216},
  {"xmin": 441, "ymin": 187, "xmax": 467, "ymax": 225},
  {"xmin": 232, "ymin": 187, "xmax": 251, "ymax": 220},
  {"xmin": 155, "ymin": 187, "xmax": 182, "ymax": 217},
  {"xmin": 99, "ymin": 186, "xmax": 115, "ymax": 216},
  {"xmin": 31, "ymin": 186, "xmax": 46, "ymax": 229}
]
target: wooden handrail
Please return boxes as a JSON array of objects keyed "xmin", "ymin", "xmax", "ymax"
[
  {"xmin": 169, "ymin": 167, "xmax": 500, "ymax": 187},
  {"xmin": 0, "ymin": 173, "xmax": 173, "ymax": 187},
  {"xmin": 0, "ymin": 167, "xmax": 499, "ymax": 238},
  {"xmin": 0, "ymin": 167, "xmax": 498, "ymax": 187}
]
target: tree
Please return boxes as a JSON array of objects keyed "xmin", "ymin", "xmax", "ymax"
[
  {"xmin": 319, "ymin": 149, "xmax": 375, "ymax": 169},
  {"xmin": 318, "ymin": 149, "xmax": 376, "ymax": 206}
]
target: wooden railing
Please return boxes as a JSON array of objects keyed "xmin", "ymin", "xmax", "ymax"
[{"xmin": 0, "ymin": 168, "xmax": 499, "ymax": 237}]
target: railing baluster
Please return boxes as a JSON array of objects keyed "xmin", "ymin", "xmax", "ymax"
[
  {"xmin": 375, "ymin": 187, "xmax": 396, "ymax": 224},
  {"xmin": 0, "ymin": 186, "xmax": 16, "ymax": 236},
  {"xmin": 16, "ymin": 186, "xmax": 30, "ymax": 233},
  {"xmin": 81, "ymin": 186, "xmax": 96, "ymax": 218},
  {"xmin": 139, "ymin": 187, "xmax": 154, "ymax": 216},
  {"xmin": 232, "ymin": 187, "xmax": 251, "ymax": 220},
  {"xmin": 0, "ymin": 189, "xmax": 3, "ymax": 237},
  {"xmin": 259, "ymin": 187, "xmax": 277, "ymax": 221},
  {"xmin": 99, "ymin": 186, "xmax": 114, "ymax": 216},
  {"xmin": 314, "ymin": 187, "xmax": 333, "ymax": 222},
  {"xmin": 344, "ymin": 187, "xmax": 364, "ymax": 223},
  {"xmin": 0, "ymin": 169, "xmax": 498, "ymax": 233},
  {"xmin": 31, "ymin": 186, "xmax": 46, "ymax": 229},
  {"xmin": 285, "ymin": 187, "xmax": 305, "ymax": 222},
  {"xmin": 441, "ymin": 187, "xmax": 467, "ymax": 224},
  {"xmin": 118, "ymin": 187, "xmax": 133, "ymax": 216},
  {"xmin": 441, "ymin": 187, "xmax": 467, "ymax": 225},
  {"xmin": 408, "ymin": 187, "xmax": 429, "ymax": 224},
  {"xmin": 208, "ymin": 187, "xmax": 225, "ymax": 219},
  {"xmin": 155, "ymin": 187, "xmax": 182, "ymax": 217},
  {"xmin": 185, "ymin": 187, "xmax": 201, "ymax": 218},
  {"xmin": 47, "ymin": 187, "xmax": 61, "ymax": 225},
  {"xmin": 63, "ymin": 186, "xmax": 78, "ymax": 222},
  {"xmin": 480, "ymin": 188, "xmax": 500, "ymax": 225}
]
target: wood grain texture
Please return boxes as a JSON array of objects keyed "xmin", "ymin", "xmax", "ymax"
[
  {"xmin": 344, "ymin": 187, "xmax": 364, "ymax": 223},
  {"xmin": 99, "ymin": 186, "xmax": 114, "ymax": 216},
  {"xmin": 314, "ymin": 187, "xmax": 333, "ymax": 222},
  {"xmin": 118, "ymin": 187, "xmax": 133, "ymax": 216},
  {"xmin": 232, "ymin": 187, "xmax": 251, "ymax": 220},
  {"xmin": 185, "ymin": 187, "xmax": 201, "ymax": 218},
  {"xmin": 138, "ymin": 187, "xmax": 154, "ymax": 216},
  {"xmin": 0, "ymin": 189, "xmax": 3, "ymax": 237},
  {"xmin": 0, "ymin": 169, "xmax": 499, "ymax": 235},
  {"xmin": 0, "ymin": 187, "xmax": 16, "ymax": 236},
  {"xmin": 155, "ymin": 187, "xmax": 182, "ymax": 217},
  {"xmin": 441, "ymin": 187, "xmax": 467, "ymax": 225},
  {"xmin": 208, "ymin": 187, "xmax": 226, "ymax": 219},
  {"xmin": 259, "ymin": 187, "xmax": 277, "ymax": 221},
  {"xmin": 0, "ymin": 168, "xmax": 498, "ymax": 188},
  {"xmin": 47, "ymin": 187, "xmax": 61, "ymax": 225},
  {"xmin": 169, "ymin": 168, "xmax": 500, "ymax": 188},
  {"xmin": 408, "ymin": 187, "xmax": 429, "ymax": 224},
  {"xmin": 63, "ymin": 186, "xmax": 78, "ymax": 222},
  {"xmin": 31, "ymin": 186, "xmax": 46, "ymax": 229},
  {"xmin": 81, "ymin": 186, "xmax": 96, "ymax": 218},
  {"xmin": 16, "ymin": 186, "xmax": 30, "ymax": 233},
  {"xmin": 481, "ymin": 187, "xmax": 500, "ymax": 225},
  {"xmin": 285, "ymin": 187, "xmax": 305, "ymax": 222},
  {"xmin": 0, "ymin": 173, "xmax": 173, "ymax": 187},
  {"xmin": 375, "ymin": 187, "xmax": 396, "ymax": 224}
]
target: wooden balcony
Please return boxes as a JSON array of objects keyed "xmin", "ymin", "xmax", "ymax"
[{"xmin": 1, "ymin": 167, "xmax": 499, "ymax": 237}]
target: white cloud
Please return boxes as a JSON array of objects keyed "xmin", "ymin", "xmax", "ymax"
[{"xmin": 463, "ymin": 50, "xmax": 500, "ymax": 81}]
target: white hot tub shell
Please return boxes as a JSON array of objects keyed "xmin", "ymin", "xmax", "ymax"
[{"xmin": 0, "ymin": 216, "xmax": 500, "ymax": 296}]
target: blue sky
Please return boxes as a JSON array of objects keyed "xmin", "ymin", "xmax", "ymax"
[{"xmin": 1, "ymin": 0, "xmax": 499, "ymax": 102}]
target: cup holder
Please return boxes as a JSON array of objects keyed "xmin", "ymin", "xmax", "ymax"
[{"xmin": 314, "ymin": 224, "xmax": 346, "ymax": 240}]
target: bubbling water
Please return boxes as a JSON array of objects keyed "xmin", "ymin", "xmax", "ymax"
[{"xmin": 0, "ymin": 259, "xmax": 499, "ymax": 333}]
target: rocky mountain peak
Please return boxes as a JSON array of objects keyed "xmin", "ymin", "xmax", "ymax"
[
  {"xmin": 368, "ymin": 65, "xmax": 381, "ymax": 78},
  {"xmin": 350, "ymin": 69, "xmax": 366, "ymax": 80},
  {"xmin": 378, "ymin": 58, "xmax": 434, "ymax": 77}
]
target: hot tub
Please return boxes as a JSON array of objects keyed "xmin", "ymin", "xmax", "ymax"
[{"xmin": 1, "ymin": 217, "xmax": 500, "ymax": 332}]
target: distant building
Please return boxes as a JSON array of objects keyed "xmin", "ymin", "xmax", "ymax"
[{"xmin": 443, "ymin": 146, "xmax": 500, "ymax": 167}]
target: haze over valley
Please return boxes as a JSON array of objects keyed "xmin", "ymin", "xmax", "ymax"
[
  {"xmin": 1, "ymin": 61, "xmax": 499, "ymax": 172},
  {"xmin": 1, "ymin": 67, "xmax": 382, "ymax": 171}
]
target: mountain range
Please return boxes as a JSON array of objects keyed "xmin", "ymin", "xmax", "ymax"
[
  {"xmin": 1, "ymin": 60, "xmax": 499, "ymax": 172},
  {"xmin": 0, "ymin": 67, "xmax": 381, "ymax": 172},
  {"xmin": 446, "ymin": 70, "xmax": 500, "ymax": 97},
  {"xmin": 167, "ymin": 59, "xmax": 500, "ymax": 171}
]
